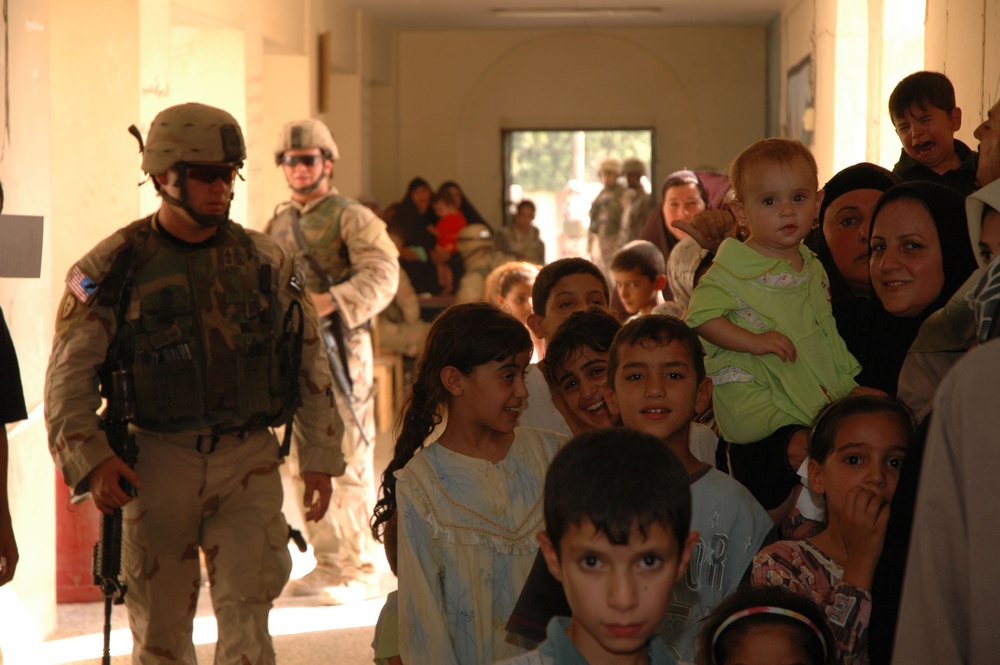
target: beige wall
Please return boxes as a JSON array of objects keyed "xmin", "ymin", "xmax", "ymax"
[{"xmin": 380, "ymin": 27, "xmax": 767, "ymax": 225}]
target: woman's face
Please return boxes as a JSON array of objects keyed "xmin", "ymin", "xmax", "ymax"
[
  {"xmin": 662, "ymin": 183, "xmax": 706, "ymax": 241},
  {"xmin": 411, "ymin": 185, "xmax": 432, "ymax": 213},
  {"xmin": 869, "ymin": 198, "xmax": 945, "ymax": 317},
  {"xmin": 446, "ymin": 184, "xmax": 464, "ymax": 206},
  {"xmin": 822, "ymin": 188, "xmax": 883, "ymax": 296}
]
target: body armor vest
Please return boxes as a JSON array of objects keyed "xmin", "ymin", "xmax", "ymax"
[
  {"xmin": 116, "ymin": 218, "xmax": 287, "ymax": 432},
  {"xmin": 269, "ymin": 195, "xmax": 352, "ymax": 293}
]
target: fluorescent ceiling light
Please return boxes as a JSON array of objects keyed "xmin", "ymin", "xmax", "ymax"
[{"xmin": 492, "ymin": 7, "xmax": 663, "ymax": 19}]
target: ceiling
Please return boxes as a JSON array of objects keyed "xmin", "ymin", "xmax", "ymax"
[{"xmin": 340, "ymin": 0, "xmax": 786, "ymax": 31}]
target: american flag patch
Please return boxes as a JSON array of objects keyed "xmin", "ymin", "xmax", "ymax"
[{"xmin": 67, "ymin": 264, "xmax": 98, "ymax": 304}]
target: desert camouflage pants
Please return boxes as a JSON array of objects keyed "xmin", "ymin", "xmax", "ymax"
[
  {"xmin": 287, "ymin": 325, "xmax": 377, "ymax": 581},
  {"xmin": 123, "ymin": 428, "xmax": 291, "ymax": 664}
]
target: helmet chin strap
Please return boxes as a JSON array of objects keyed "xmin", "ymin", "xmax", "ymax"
[
  {"xmin": 161, "ymin": 166, "xmax": 230, "ymax": 227},
  {"xmin": 289, "ymin": 169, "xmax": 327, "ymax": 195}
]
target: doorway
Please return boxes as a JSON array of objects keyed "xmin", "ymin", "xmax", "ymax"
[{"xmin": 502, "ymin": 129, "xmax": 654, "ymax": 263}]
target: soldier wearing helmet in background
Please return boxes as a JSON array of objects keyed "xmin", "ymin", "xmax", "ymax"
[
  {"xmin": 588, "ymin": 156, "xmax": 627, "ymax": 283},
  {"xmin": 619, "ymin": 157, "xmax": 653, "ymax": 245},
  {"xmin": 266, "ymin": 118, "xmax": 399, "ymax": 605},
  {"xmin": 44, "ymin": 103, "xmax": 343, "ymax": 663}
]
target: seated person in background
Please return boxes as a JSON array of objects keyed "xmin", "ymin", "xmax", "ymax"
[
  {"xmin": 439, "ymin": 179, "xmax": 487, "ymax": 226},
  {"xmin": 498, "ymin": 427, "xmax": 698, "ymax": 665},
  {"xmin": 376, "ymin": 266, "xmax": 431, "ymax": 359},
  {"xmin": 888, "ymin": 70, "xmax": 978, "ymax": 195},
  {"xmin": 603, "ymin": 316, "xmax": 773, "ymax": 663},
  {"xmin": 496, "ymin": 199, "xmax": 545, "ymax": 265},
  {"xmin": 390, "ymin": 177, "xmax": 440, "ymax": 295},
  {"xmin": 685, "ymin": 139, "xmax": 866, "ymax": 524},
  {"xmin": 611, "ymin": 239, "xmax": 667, "ymax": 320},
  {"xmin": 430, "ymin": 187, "xmax": 468, "ymax": 295},
  {"xmin": 453, "ymin": 223, "xmax": 513, "ymax": 305}
]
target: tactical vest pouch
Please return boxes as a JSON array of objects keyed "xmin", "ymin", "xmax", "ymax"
[
  {"xmin": 132, "ymin": 352, "xmax": 205, "ymax": 425},
  {"xmin": 237, "ymin": 352, "xmax": 273, "ymax": 417}
]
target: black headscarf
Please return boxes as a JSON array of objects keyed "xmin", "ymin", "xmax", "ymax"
[
  {"xmin": 864, "ymin": 181, "xmax": 978, "ymax": 393},
  {"xmin": 804, "ymin": 163, "xmax": 900, "ymax": 392}
]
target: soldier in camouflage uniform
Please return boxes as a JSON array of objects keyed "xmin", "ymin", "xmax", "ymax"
[
  {"xmin": 266, "ymin": 119, "xmax": 399, "ymax": 604},
  {"xmin": 588, "ymin": 157, "xmax": 627, "ymax": 283},
  {"xmin": 44, "ymin": 103, "xmax": 343, "ymax": 664},
  {"xmin": 619, "ymin": 157, "xmax": 653, "ymax": 245}
]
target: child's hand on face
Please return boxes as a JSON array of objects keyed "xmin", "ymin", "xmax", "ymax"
[
  {"xmin": 839, "ymin": 485, "xmax": 891, "ymax": 591},
  {"xmin": 750, "ymin": 330, "xmax": 797, "ymax": 361}
]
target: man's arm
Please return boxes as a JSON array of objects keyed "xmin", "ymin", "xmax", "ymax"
[
  {"xmin": 0, "ymin": 429, "xmax": 16, "ymax": 586},
  {"xmin": 328, "ymin": 205, "xmax": 400, "ymax": 329}
]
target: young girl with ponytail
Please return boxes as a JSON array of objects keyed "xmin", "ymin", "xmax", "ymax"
[{"xmin": 371, "ymin": 302, "xmax": 563, "ymax": 665}]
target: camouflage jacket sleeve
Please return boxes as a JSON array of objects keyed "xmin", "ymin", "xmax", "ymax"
[
  {"xmin": 44, "ymin": 229, "xmax": 132, "ymax": 492},
  {"xmin": 329, "ymin": 203, "xmax": 400, "ymax": 330},
  {"xmin": 249, "ymin": 230, "xmax": 346, "ymax": 477}
]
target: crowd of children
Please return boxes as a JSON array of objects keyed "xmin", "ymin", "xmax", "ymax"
[{"xmin": 357, "ymin": 69, "xmax": 998, "ymax": 665}]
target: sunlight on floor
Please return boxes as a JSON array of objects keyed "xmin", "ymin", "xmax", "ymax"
[{"xmin": 37, "ymin": 598, "xmax": 384, "ymax": 665}]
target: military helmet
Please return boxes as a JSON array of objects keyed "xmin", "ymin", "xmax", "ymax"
[
  {"xmin": 274, "ymin": 118, "xmax": 339, "ymax": 165},
  {"xmin": 456, "ymin": 223, "xmax": 495, "ymax": 258},
  {"xmin": 623, "ymin": 158, "xmax": 647, "ymax": 176},
  {"xmin": 141, "ymin": 103, "xmax": 245, "ymax": 175},
  {"xmin": 599, "ymin": 157, "xmax": 623, "ymax": 175}
]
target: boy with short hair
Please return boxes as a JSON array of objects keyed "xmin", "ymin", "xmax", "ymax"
[
  {"xmin": 521, "ymin": 258, "xmax": 611, "ymax": 434},
  {"xmin": 542, "ymin": 308, "xmax": 622, "ymax": 436},
  {"xmin": 889, "ymin": 70, "xmax": 979, "ymax": 195},
  {"xmin": 498, "ymin": 427, "xmax": 698, "ymax": 665},
  {"xmin": 611, "ymin": 240, "xmax": 668, "ymax": 319},
  {"xmin": 602, "ymin": 315, "xmax": 773, "ymax": 663}
]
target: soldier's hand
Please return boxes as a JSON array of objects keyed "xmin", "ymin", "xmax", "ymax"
[
  {"xmin": 310, "ymin": 292, "xmax": 336, "ymax": 318},
  {"xmin": 301, "ymin": 471, "xmax": 333, "ymax": 522},
  {"xmin": 88, "ymin": 457, "xmax": 140, "ymax": 515}
]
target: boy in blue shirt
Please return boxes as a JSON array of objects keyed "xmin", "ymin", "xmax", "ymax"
[
  {"xmin": 499, "ymin": 428, "xmax": 696, "ymax": 665},
  {"xmin": 602, "ymin": 315, "xmax": 773, "ymax": 662}
]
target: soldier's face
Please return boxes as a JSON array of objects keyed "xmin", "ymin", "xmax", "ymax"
[
  {"xmin": 282, "ymin": 148, "xmax": 330, "ymax": 190},
  {"xmin": 180, "ymin": 164, "xmax": 235, "ymax": 218}
]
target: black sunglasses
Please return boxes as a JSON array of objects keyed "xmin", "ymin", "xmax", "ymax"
[
  {"xmin": 183, "ymin": 163, "xmax": 239, "ymax": 184},
  {"xmin": 281, "ymin": 154, "xmax": 323, "ymax": 167}
]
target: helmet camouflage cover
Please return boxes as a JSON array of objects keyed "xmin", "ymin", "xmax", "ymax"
[
  {"xmin": 274, "ymin": 118, "xmax": 340, "ymax": 165},
  {"xmin": 141, "ymin": 103, "xmax": 246, "ymax": 175}
]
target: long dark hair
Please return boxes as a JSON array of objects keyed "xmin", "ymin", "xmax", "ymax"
[{"xmin": 370, "ymin": 302, "xmax": 532, "ymax": 541}]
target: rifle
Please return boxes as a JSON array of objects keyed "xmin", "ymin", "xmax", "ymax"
[
  {"xmin": 288, "ymin": 209, "xmax": 371, "ymax": 447},
  {"xmin": 93, "ymin": 361, "xmax": 139, "ymax": 665},
  {"xmin": 92, "ymin": 242, "xmax": 139, "ymax": 665}
]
